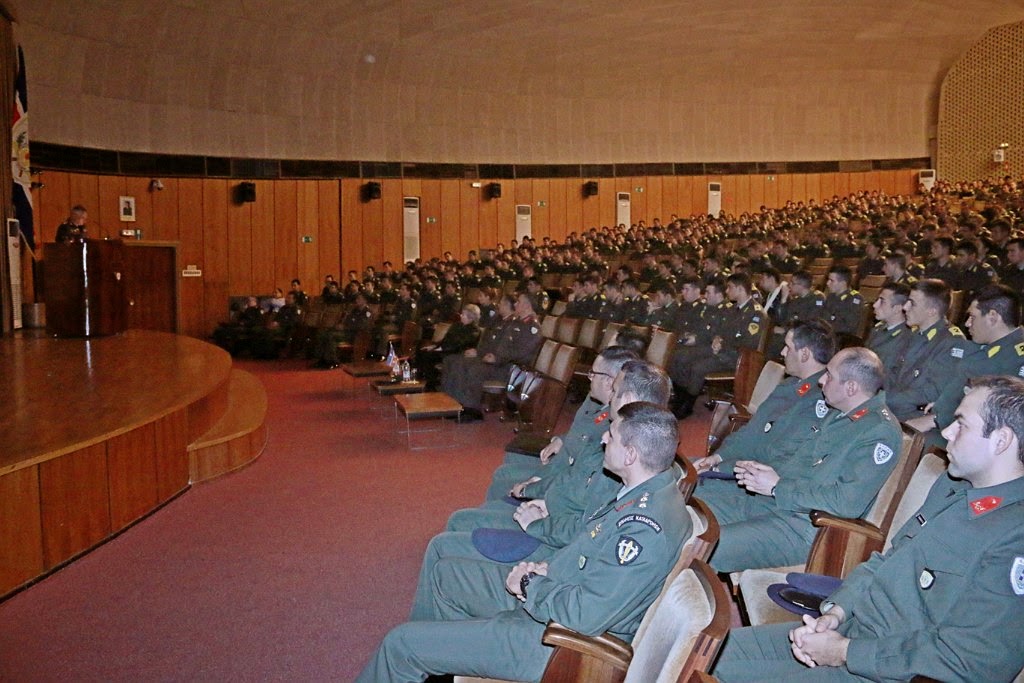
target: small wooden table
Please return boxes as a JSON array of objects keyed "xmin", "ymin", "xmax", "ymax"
[
  {"xmin": 374, "ymin": 379, "xmax": 427, "ymax": 396},
  {"xmin": 394, "ymin": 392, "xmax": 463, "ymax": 450}
]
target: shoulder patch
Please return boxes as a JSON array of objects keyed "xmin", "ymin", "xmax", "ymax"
[
  {"xmin": 815, "ymin": 299, "xmax": 824, "ymax": 306},
  {"xmin": 950, "ymin": 326, "xmax": 965, "ymax": 338},
  {"xmin": 815, "ymin": 399, "xmax": 829, "ymax": 419},
  {"xmin": 617, "ymin": 514, "xmax": 663, "ymax": 533},
  {"xmin": 1012, "ymin": 557, "xmax": 1024, "ymax": 596},
  {"xmin": 873, "ymin": 442, "xmax": 894, "ymax": 465},
  {"xmin": 748, "ymin": 322, "xmax": 760, "ymax": 335},
  {"xmin": 1016, "ymin": 343, "xmax": 1024, "ymax": 357},
  {"xmin": 616, "ymin": 536, "xmax": 643, "ymax": 565},
  {"xmin": 530, "ymin": 327, "xmax": 539, "ymax": 334},
  {"xmin": 926, "ymin": 328, "xmax": 937, "ymax": 341}
]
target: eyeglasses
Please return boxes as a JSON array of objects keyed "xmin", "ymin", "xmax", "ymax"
[{"xmin": 587, "ymin": 369, "xmax": 614, "ymax": 380}]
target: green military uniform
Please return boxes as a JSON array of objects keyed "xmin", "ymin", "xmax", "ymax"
[
  {"xmin": 674, "ymin": 299, "xmax": 707, "ymax": 339},
  {"xmin": 622, "ymin": 295, "xmax": 649, "ymax": 324},
  {"xmin": 313, "ymin": 303, "xmax": 374, "ymax": 364},
  {"xmin": 955, "ymin": 261, "xmax": 997, "ymax": 298},
  {"xmin": 704, "ymin": 392, "xmax": 901, "ymax": 573},
  {"xmin": 885, "ymin": 320, "xmax": 974, "ymax": 420},
  {"xmin": 714, "ymin": 472, "xmax": 1024, "ymax": 682},
  {"xmin": 441, "ymin": 314, "xmax": 543, "ymax": 412},
  {"xmin": 713, "ymin": 370, "xmax": 829, "ymax": 472},
  {"xmin": 778, "ymin": 290, "xmax": 826, "ymax": 327},
  {"xmin": 485, "ymin": 398, "xmax": 610, "ymax": 500},
  {"xmin": 676, "ymin": 298, "xmax": 765, "ymax": 395},
  {"xmin": 364, "ymin": 469, "xmax": 691, "ymax": 682},
  {"xmin": 566, "ymin": 293, "xmax": 603, "ymax": 318},
  {"xmin": 596, "ymin": 297, "xmax": 627, "ymax": 323},
  {"xmin": 823, "ymin": 289, "xmax": 864, "ymax": 337},
  {"xmin": 924, "ymin": 326, "xmax": 1024, "ymax": 446},
  {"xmin": 667, "ymin": 301, "xmax": 731, "ymax": 389},
  {"xmin": 922, "ymin": 259, "xmax": 959, "ymax": 288},
  {"xmin": 864, "ymin": 321, "xmax": 908, "ymax": 384}
]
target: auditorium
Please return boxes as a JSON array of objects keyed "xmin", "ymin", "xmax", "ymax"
[{"xmin": 2, "ymin": 2, "xmax": 1024, "ymax": 681}]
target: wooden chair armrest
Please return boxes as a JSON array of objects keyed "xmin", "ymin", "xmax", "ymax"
[
  {"xmin": 541, "ymin": 622, "xmax": 633, "ymax": 671},
  {"xmin": 727, "ymin": 412, "xmax": 751, "ymax": 427},
  {"xmin": 809, "ymin": 511, "xmax": 885, "ymax": 543}
]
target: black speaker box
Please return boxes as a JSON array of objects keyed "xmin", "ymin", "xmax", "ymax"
[
  {"xmin": 488, "ymin": 182, "xmax": 502, "ymax": 199},
  {"xmin": 364, "ymin": 181, "xmax": 382, "ymax": 200},
  {"xmin": 583, "ymin": 181, "xmax": 599, "ymax": 197},
  {"xmin": 237, "ymin": 181, "xmax": 256, "ymax": 203}
]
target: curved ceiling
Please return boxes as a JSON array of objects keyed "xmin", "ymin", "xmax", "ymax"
[{"xmin": 13, "ymin": 0, "xmax": 1024, "ymax": 163}]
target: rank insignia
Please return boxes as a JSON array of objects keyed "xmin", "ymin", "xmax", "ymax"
[
  {"xmin": 873, "ymin": 443, "xmax": 894, "ymax": 465},
  {"xmin": 815, "ymin": 400, "xmax": 829, "ymax": 419},
  {"xmin": 913, "ymin": 369, "xmax": 920, "ymax": 378},
  {"xmin": 638, "ymin": 492, "xmax": 650, "ymax": 509},
  {"xmin": 1011, "ymin": 557, "xmax": 1024, "ymax": 596},
  {"xmin": 589, "ymin": 523, "xmax": 602, "ymax": 538},
  {"xmin": 616, "ymin": 536, "xmax": 643, "ymax": 565},
  {"xmin": 579, "ymin": 555, "xmax": 587, "ymax": 569},
  {"xmin": 989, "ymin": 346, "xmax": 1002, "ymax": 358},
  {"xmin": 1016, "ymin": 343, "xmax": 1024, "ymax": 357},
  {"xmin": 919, "ymin": 569, "xmax": 934, "ymax": 590},
  {"xmin": 797, "ymin": 382, "xmax": 811, "ymax": 396},
  {"xmin": 927, "ymin": 328, "xmax": 937, "ymax": 341},
  {"xmin": 748, "ymin": 322, "xmax": 760, "ymax": 335},
  {"xmin": 594, "ymin": 411, "xmax": 609, "ymax": 424},
  {"xmin": 970, "ymin": 495, "xmax": 1003, "ymax": 515},
  {"xmin": 850, "ymin": 408, "xmax": 868, "ymax": 421}
]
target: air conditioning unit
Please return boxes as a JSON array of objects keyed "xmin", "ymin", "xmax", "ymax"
[
  {"xmin": 515, "ymin": 204, "xmax": 532, "ymax": 242},
  {"xmin": 707, "ymin": 183, "xmax": 722, "ymax": 218},
  {"xmin": 616, "ymin": 192, "xmax": 631, "ymax": 227},
  {"xmin": 918, "ymin": 169, "xmax": 936, "ymax": 191},
  {"xmin": 403, "ymin": 197, "xmax": 420, "ymax": 263}
]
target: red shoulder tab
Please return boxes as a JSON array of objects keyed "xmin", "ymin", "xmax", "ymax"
[
  {"xmin": 594, "ymin": 411, "xmax": 609, "ymax": 425},
  {"xmin": 970, "ymin": 496, "xmax": 1003, "ymax": 515},
  {"xmin": 797, "ymin": 382, "xmax": 812, "ymax": 397},
  {"xmin": 850, "ymin": 408, "xmax": 868, "ymax": 421}
]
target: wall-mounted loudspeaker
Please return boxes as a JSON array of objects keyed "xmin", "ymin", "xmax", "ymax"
[
  {"xmin": 487, "ymin": 182, "xmax": 502, "ymax": 199},
  {"xmin": 364, "ymin": 181, "xmax": 382, "ymax": 201},
  {"xmin": 583, "ymin": 181, "xmax": 599, "ymax": 197},
  {"xmin": 236, "ymin": 182, "xmax": 256, "ymax": 203}
]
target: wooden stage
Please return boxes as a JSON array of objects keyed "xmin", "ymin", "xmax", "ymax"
[{"xmin": 0, "ymin": 330, "xmax": 268, "ymax": 599}]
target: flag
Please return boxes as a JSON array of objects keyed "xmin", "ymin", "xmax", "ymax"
[
  {"xmin": 12, "ymin": 45, "xmax": 33, "ymax": 251},
  {"xmin": 385, "ymin": 341, "xmax": 397, "ymax": 369}
]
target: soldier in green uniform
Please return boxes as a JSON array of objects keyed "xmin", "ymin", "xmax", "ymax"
[
  {"xmin": 713, "ymin": 375, "xmax": 1024, "ymax": 683},
  {"xmin": 864, "ymin": 281, "xmax": 910, "ymax": 384},
  {"xmin": 885, "ymin": 279, "xmax": 974, "ymax": 420},
  {"xmin": 621, "ymin": 279, "xmax": 649, "ymax": 324},
  {"xmin": 702, "ymin": 347, "xmax": 902, "ymax": 572},
  {"xmin": 823, "ymin": 266, "xmax": 865, "ymax": 338},
  {"xmin": 482, "ymin": 346, "xmax": 636, "ymax": 500},
  {"xmin": 906, "ymin": 284, "xmax": 1024, "ymax": 446},
  {"xmin": 694, "ymin": 320, "xmax": 836, "ymax": 475},
  {"xmin": 776, "ymin": 271, "xmax": 827, "ymax": 328},
  {"xmin": 643, "ymin": 283, "xmax": 681, "ymax": 329},
  {"xmin": 355, "ymin": 403, "xmax": 692, "ymax": 683}
]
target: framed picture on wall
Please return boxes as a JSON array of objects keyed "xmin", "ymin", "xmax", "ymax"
[{"xmin": 119, "ymin": 196, "xmax": 136, "ymax": 222}]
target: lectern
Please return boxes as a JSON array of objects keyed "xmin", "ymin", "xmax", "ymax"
[{"xmin": 43, "ymin": 239, "xmax": 128, "ymax": 337}]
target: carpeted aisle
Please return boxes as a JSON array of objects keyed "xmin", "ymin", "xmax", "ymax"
[{"xmin": 0, "ymin": 360, "xmax": 712, "ymax": 681}]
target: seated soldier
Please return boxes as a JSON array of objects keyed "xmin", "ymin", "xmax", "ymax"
[
  {"xmin": 713, "ymin": 375, "xmax": 1024, "ymax": 683},
  {"xmin": 694, "ymin": 319, "xmax": 836, "ymax": 476},
  {"xmin": 864, "ymin": 280, "xmax": 910, "ymax": 384},
  {"xmin": 415, "ymin": 304, "xmax": 482, "ymax": 391},
  {"xmin": 885, "ymin": 278, "xmax": 974, "ymax": 420},
  {"xmin": 409, "ymin": 360, "xmax": 671, "ymax": 620},
  {"xmin": 356, "ymin": 403, "xmax": 691, "ymax": 682},
  {"xmin": 643, "ymin": 283, "xmax": 680, "ymax": 328},
  {"xmin": 822, "ymin": 266, "xmax": 864, "ymax": 339},
  {"xmin": 440, "ymin": 292, "xmax": 543, "ymax": 422},
  {"xmin": 311, "ymin": 293, "xmax": 375, "ymax": 369},
  {"xmin": 212, "ymin": 296, "xmax": 264, "ymax": 356},
  {"xmin": 906, "ymin": 284, "xmax": 1024, "ymax": 446},
  {"xmin": 670, "ymin": 272, "xmax": 765, "ymax": 419},
  {"xmin": 702, "ymin": 347, "xmax": 901, "ymax": 573}
]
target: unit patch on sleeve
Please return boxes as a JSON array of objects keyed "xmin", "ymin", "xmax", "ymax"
[
  {"xmin": 616, "ymin": 536, "xmax": 643, "ymax": 565},
  {"xmin": 873, "ymin": 443, "xmax": 894, "ymax": 465},
  {"xmin": 616, "ymin": 514, "xmax": 662, "ymax": 533},
  {"xmin": 1012, "ymin": 557, "xmax": 1024, "ymax": 596}
]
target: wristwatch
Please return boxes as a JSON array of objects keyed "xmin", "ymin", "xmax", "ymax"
[
  {"xmin": 820, "ymin": 600, "xmax": 836, "ymax": 614},
  {"xmin": 520, "ymin": 571, "xmax": 538, "ymax": 598}
]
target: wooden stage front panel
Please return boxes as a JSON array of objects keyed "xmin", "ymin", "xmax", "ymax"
[{"xmin": 0, "ymin": 330, "xmax": 233, "ymax": 597}]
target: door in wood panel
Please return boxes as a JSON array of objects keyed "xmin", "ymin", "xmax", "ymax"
[{"xmin": 123, "ymin": 243, "xmax": 178, "ymax": 333}]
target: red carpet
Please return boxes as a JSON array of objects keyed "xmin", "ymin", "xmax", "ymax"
[{"xmin": 0, "ymin": 360, "xmax": 712, "ymax": 681}]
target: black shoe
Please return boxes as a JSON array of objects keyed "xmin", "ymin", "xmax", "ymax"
[
  {"xmin": 459, "ymin": 408, "xmax": 484, "ymax": 423},
  {"xmin": 312, "ymin": 360, "xmax": 329, "ymax": 369}
]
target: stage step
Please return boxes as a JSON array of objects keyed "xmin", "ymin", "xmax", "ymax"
[{"xmin": 188, "ymin": 369, "xmax": 268, "ymax": 483}]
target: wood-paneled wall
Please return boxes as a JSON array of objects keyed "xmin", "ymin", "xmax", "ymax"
[{"xmin": 32, "ymin": 169, "xmax": 919, "ymax": 337}]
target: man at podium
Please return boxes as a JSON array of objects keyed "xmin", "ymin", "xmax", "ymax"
[{"xmin": 55, "ymin": 204, "xmax": 89, "ymax": 244}]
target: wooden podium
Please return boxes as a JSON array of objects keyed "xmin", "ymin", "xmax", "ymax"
[{"xmin": 43, "ymin": 239, "xmax": 128, "ymax": 337}]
